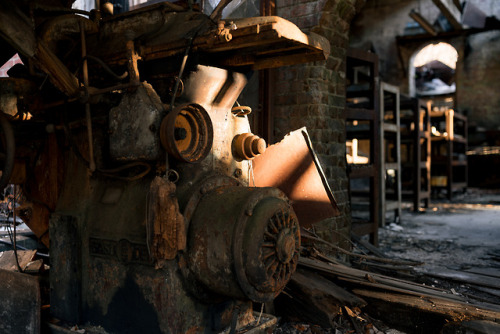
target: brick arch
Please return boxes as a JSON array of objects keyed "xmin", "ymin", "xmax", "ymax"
[
  {"xmin": 273, "ymin": 0, "xmax": 364, "ymax": 245},
  {"xmin": 407, "ymin": 41, "xmax": 461, "ymax": 97}
]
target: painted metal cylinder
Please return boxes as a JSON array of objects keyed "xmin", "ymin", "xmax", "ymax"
[{"xmin": 186, "ymin": 186, "xmax": 300, "ymax": 303}]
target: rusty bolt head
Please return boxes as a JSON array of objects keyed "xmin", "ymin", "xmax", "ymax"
[
  {"xmin": 232, "ymin": 133, "xmax": 267, "ymax": 161},
  {"xmin": 233, "ymin": 168, "xmax": 242, "ymax": 178}
]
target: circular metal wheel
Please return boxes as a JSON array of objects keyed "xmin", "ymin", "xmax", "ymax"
[
  {"xmin": 0, "ymin": 113, "xmax": 15, "ymax": 190},
  {"xmin": 160, "ymin": 103, "xmax": 213, "ymax": 163}
]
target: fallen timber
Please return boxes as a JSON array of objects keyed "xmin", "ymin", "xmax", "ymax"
[{"xmin": 274, "ymin": 249, "xmax": 500, "ymax": 333}]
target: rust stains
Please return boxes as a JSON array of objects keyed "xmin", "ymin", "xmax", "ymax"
[{"xmin": 148, "ymin": 176, "xmax": 186, "ymax": 267}]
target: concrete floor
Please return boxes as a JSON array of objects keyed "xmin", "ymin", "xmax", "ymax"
[{"xmin": 379, "ymin": 188, "xmax": 500, "ymax": 271}]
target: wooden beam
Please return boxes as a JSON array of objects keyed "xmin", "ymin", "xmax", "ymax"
[
  {"xmin": 0, "ymin": 1, "xmax": 80, "ymax": 96},
  {"xmin": 409, "ymin": 10, "xmax": 438, "ymax": 36},
  {"xmin": 432, "ymin": 0, "xmax": 463, "ymax": 30}
]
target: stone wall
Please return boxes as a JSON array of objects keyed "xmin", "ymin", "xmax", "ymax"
[{"xmin": 273, "ymin": 0, "xmax": 364, "ymax": 248}]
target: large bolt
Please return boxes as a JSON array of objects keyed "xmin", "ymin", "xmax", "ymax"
[{"xmin": 232, "ymin": 133, "xmax": 267, "ymax": 161}]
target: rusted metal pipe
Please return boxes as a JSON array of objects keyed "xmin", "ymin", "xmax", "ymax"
[{"xmin": 80, "ymin": 21, "xmax": 96, "ymax": 172}]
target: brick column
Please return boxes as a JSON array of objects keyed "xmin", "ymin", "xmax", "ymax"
[{"xmin": 274, "ymin": 0, "xmax": 362, "ymax": 250}]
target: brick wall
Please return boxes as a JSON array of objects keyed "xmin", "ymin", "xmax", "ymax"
[
  {"xmin": 0, "ymin": 54, "xmax": 23, "ymax": 77},
  {"xmin": 274, "ymin": 0, "xmax": 364, "ymax": 249}
]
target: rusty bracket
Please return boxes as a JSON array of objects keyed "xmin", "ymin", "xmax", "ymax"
[{"xmin": 217, "ymin": 21, "xmax": 233, "ymax": 42}]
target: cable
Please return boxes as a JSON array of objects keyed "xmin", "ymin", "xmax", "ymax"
[{"xmin": 84, "ymin": 55, "xmax": 129, "ymax": 81}]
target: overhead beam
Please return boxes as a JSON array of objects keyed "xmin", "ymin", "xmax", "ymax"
[
  {"xmin": 409, "ymin": 10, "xmax": 438, "ymax": 36},
  {"xmin": 452, "ymin": 0, "xmax": 462, "ymax": 11},
  {"xmin": 0, "ymin": 0, "xmax": 80, "ymax": 97},
  {"xmin": 432, "ymin": 0, "xmax": 463, "ymax": 30}
]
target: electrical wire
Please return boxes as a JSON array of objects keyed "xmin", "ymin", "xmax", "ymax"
[{"xmin": 83, "ymin": 55, "xmax": 129, "ymax": 81}]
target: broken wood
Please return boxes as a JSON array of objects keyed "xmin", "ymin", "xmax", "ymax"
[
  {"xmin": 465, "ymin": 267, "xmax": 500, "ymax": 279},
  {"xmin": 302, "ymin": 233, "xmax": 422, "ymax": 266},
  {"xmin": 299, "ymin": 257, "xmax": 477, "ymax": 303},
  {"xmin": 431, "ymin": 0, "xmax": 463, "ymax": 30},
  {"xmin": 274, "ymin": 268, "xmax": 366, "ymax": 328},
  {"xmin": 350, "ymin": 233, "xmax": 388, "ymax": 258},
  {"xmin": 420, "ymin": 266, "xmax": 500, "ymax": 290},
  {"xmin": 342, "ymin": 306, "xmax": 364, "ymax": 334},
  {"xmin": 354, "ymin": 289, "xmax": 500, "ymax": 323},
  {"xmin": 409, "ymin": 10, "xmax": 438, "ymax": 36},
  {"xmin": 0, "ymin": 249, "xmax": 37, "ymax": 271},
  {"xmin": 471, "ymin": 286, "xmax": 500, "ymax": 299},
  {"xmin": 297, "ymin": 256, "xmax": 500, "ymax": 333}
]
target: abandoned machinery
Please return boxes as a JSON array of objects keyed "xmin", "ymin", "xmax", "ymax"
[{"xmin": 0, "ymin": 1, "xmax": 332, "ymax": 333}]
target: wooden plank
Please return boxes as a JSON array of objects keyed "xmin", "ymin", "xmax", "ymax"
[
  {"xmin": 465, "ymin": 268, "xmax": 500, "ymax": 279},
  {"xmin": 298, "ymin": 258, "xmax": 458, "ymax": 300},
  {"xmin": 275, "ymin": 269, "xmax": 367, "ymax": 328},
  {"xmin": 472, "ymin": 287, "xmax": 500, "ymax": 299},
  {"xmin": 0, "ymin": 249, "xmax": 37, "ymax": 271},
  {"xmin": 351, "ymin": 233, "xmax": 387, "ymax": 258},
  {"xmin": 354, "ymin": 289, "xmax": 500, "ymax": 321},
  {"xmin": 422, "ymin": 267, "xmax": 500, "ymax": 290},
  {"xmin": 432, "ymin": 0, "xmax": 462, "ymax": 30},
  {"xmin": 337, "ymin": 276, "xmax": 465, "ymax": 302},
  {"xmin": 409, "ymin": 10, "xmax": 438, "ymax": 36}
]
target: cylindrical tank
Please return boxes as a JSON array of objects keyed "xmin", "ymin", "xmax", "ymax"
[{"xmin": 186, "ymin": 186, "xmax": 300, "ymax": 303}]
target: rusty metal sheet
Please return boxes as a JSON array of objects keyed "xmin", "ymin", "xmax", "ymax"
[
  {"xmin": 109, "ymin": 82, "xmax": 165, "ymax": 161},
  {"xmin": 253, "ymin": 128, "xmax": 340, "ymax": 227}
]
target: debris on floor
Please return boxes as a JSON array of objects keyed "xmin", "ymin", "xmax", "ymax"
[{"xmin": 274, "ymin": 190, "xmax": 500, "ymax": 333}]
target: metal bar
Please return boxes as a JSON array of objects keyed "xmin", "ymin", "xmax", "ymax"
[{"xmin": 80, "ymin": 21, "xmax": 96, "ymax": 172}]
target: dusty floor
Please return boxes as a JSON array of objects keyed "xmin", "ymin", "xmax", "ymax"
[{"xmin": 380, "ymin": 188, "xmax": 500, "ymax": 273}]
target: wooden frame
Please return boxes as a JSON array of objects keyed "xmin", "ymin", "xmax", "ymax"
[
  {"xmin": 345, "ymin": 48, "xmax": 381, "ymax": 245},
  {"xmin": 400, "ymin": 97, "xmax": 431, "ymax": 211},
  {"xmin": 379, "ymin": 82, "xmax": 402, "ymax": 225}
]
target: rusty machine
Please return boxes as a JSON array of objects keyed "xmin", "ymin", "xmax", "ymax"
[{"xmin": 0, "ymin": 0, "xmax": 333, "ymax": 332}]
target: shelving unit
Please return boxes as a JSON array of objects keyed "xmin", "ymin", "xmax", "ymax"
[
  {"xmin": 345, "ymin": 48, "xmax": 381, "ymax": 245},
  {"xmin": 400, "ymin": 96, "xmax": 431, "ymax": 211},
  {"xmin": 430, "ymin": 108, "xmax": 468, "ymax": 199},
  {"xmin": 379, "ymin": 83, "xmax": 402, "ymax": 225}
]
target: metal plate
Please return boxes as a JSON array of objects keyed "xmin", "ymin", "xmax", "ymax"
[{"xmin": 252, "ymin": 128, "xmax": 340, "ymax": 227}]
